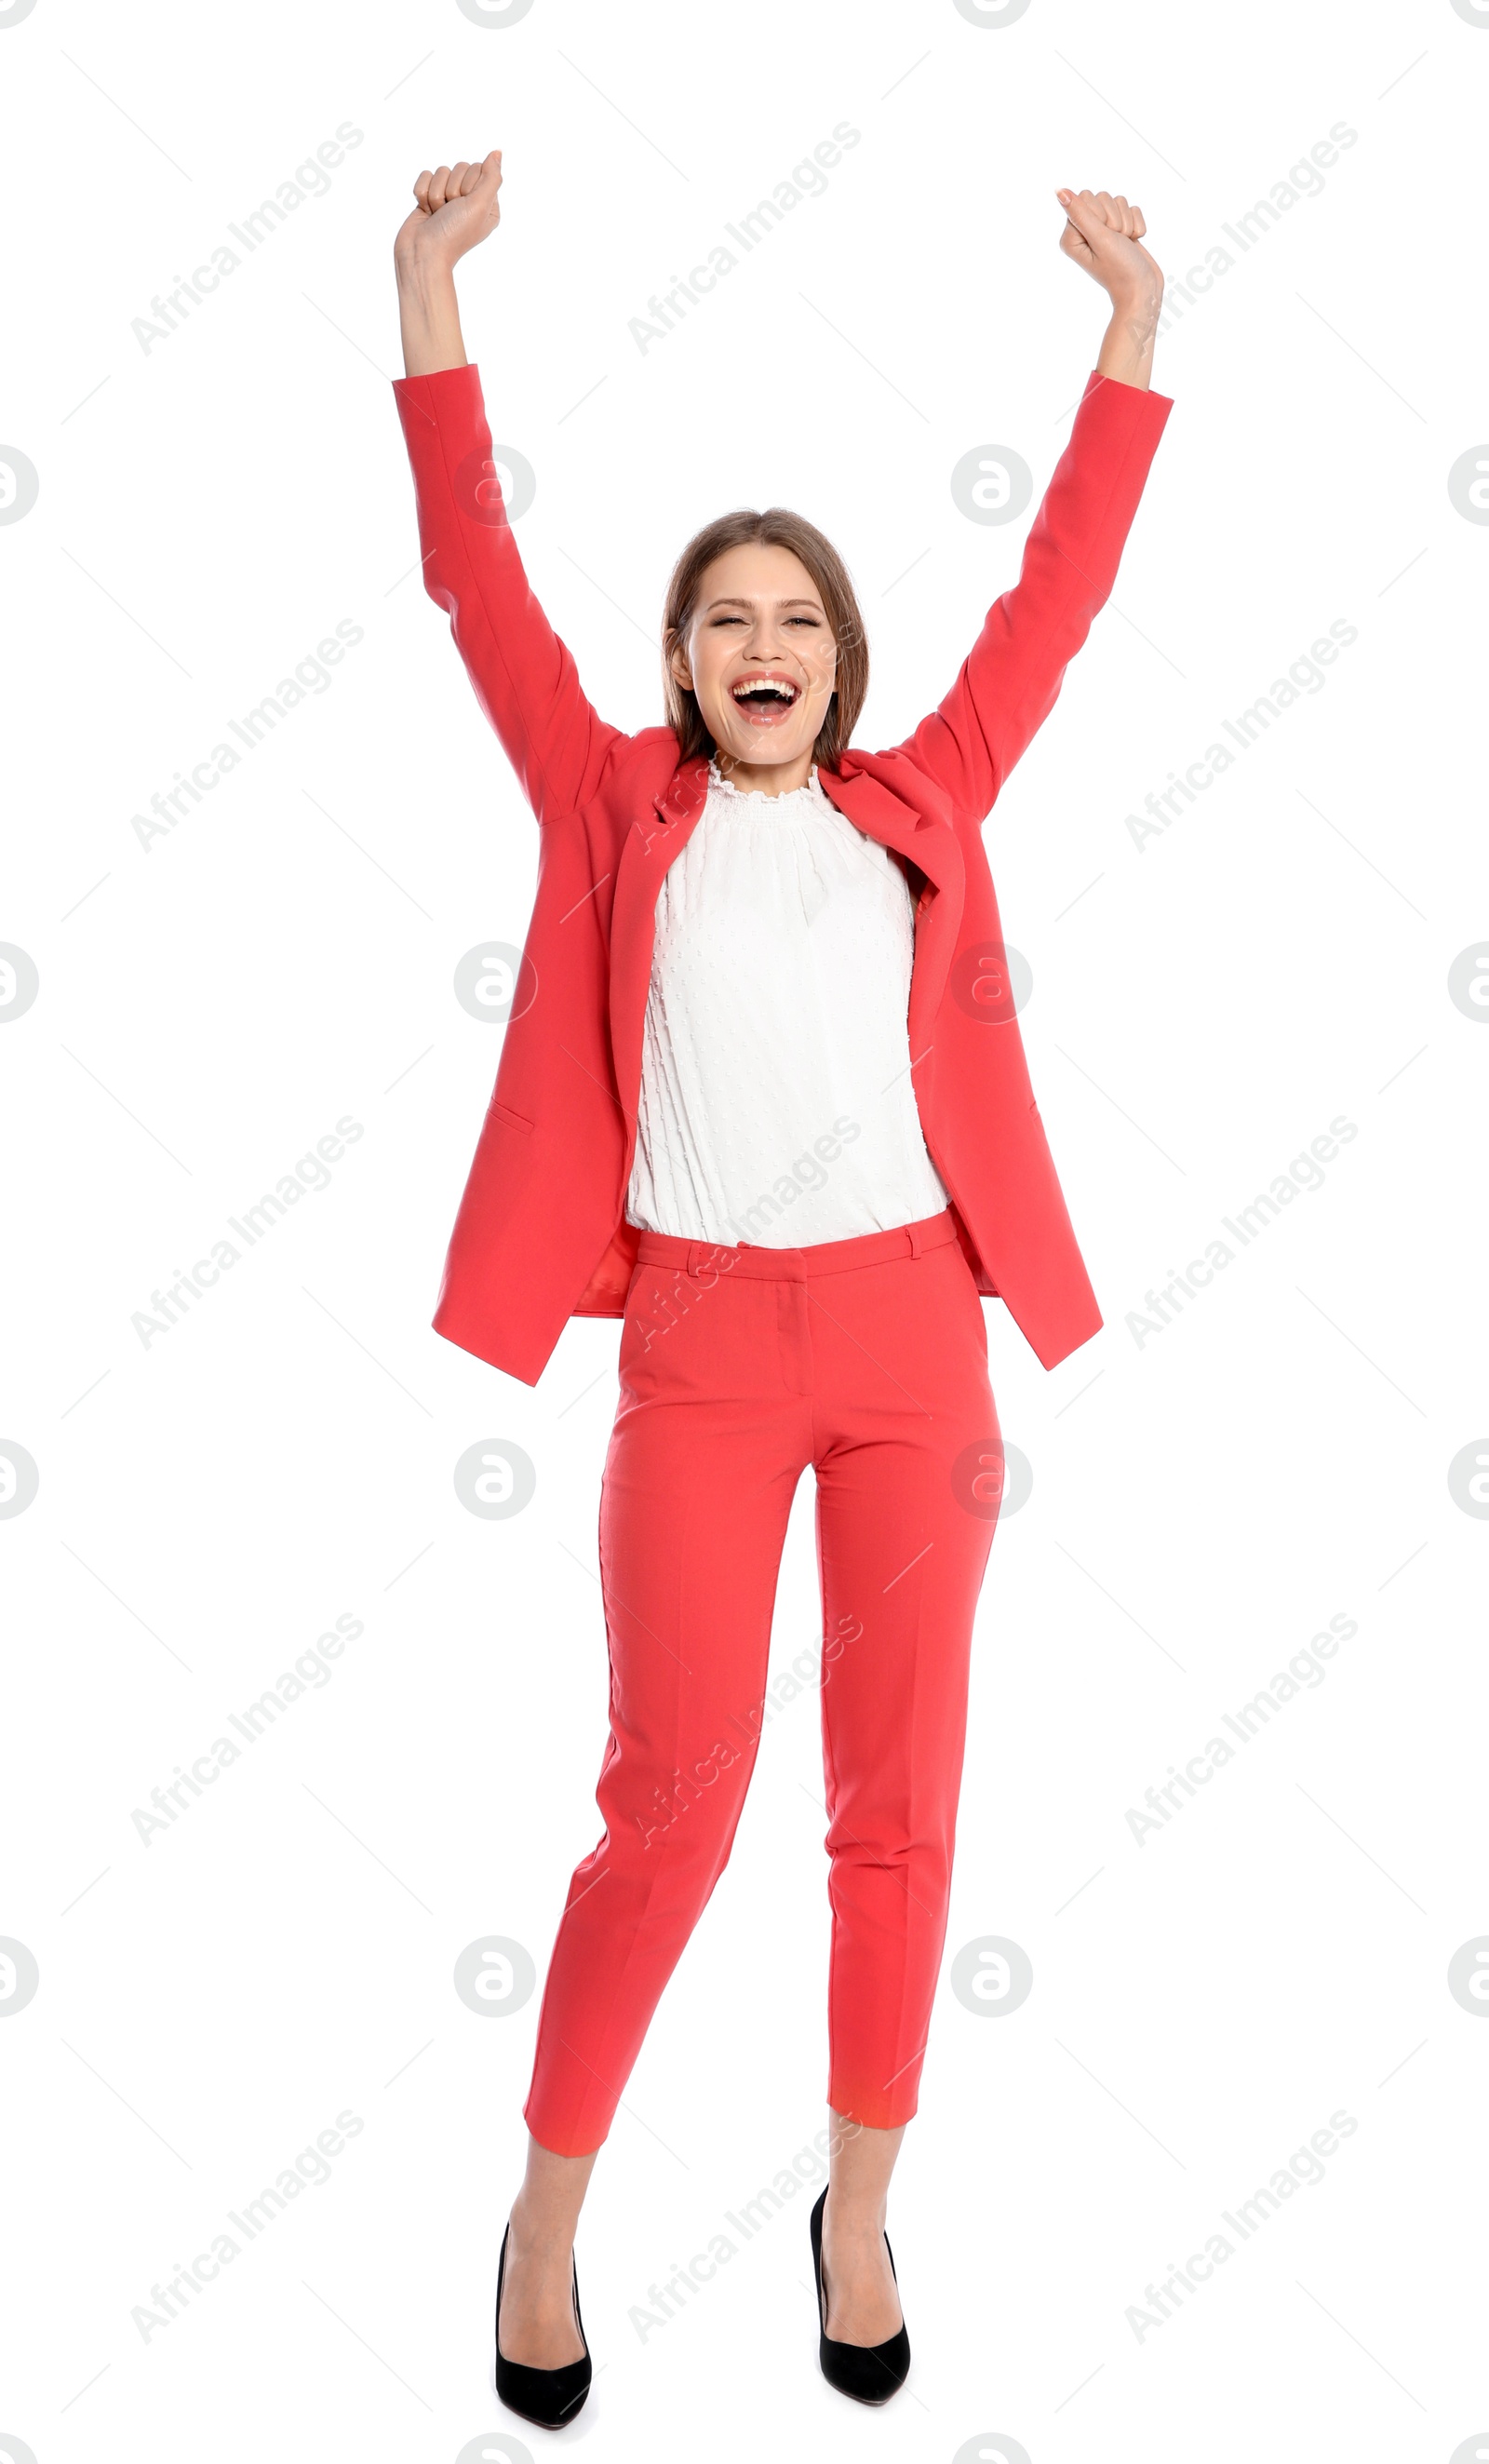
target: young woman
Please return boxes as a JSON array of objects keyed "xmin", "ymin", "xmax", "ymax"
[{"xmin": 392, "ymin": 152, "xmax": 1170, "ymax": 2424}]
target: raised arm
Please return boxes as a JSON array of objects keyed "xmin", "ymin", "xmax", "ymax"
[
  {"xmin": 885, "ymin": 188, "xmax": 1173, "ymax": 819},
  {"xmin": 392, "ymin": 151, "xmax": 626, "ymax": 825}
]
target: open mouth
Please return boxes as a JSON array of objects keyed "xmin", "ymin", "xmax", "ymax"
[{"xmin": 729, "ymin": 673, "xmax": 800, "ymax": 727}]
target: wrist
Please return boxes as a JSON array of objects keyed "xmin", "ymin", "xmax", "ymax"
[
  {"xmin": 395, "ymin": 242, "xmax": 456, "ymax": 300},
  {"xmin": 1103, "ymin": 281, "xmax": 1161, "ymax": 330}
]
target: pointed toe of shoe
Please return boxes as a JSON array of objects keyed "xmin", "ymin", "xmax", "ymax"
[
  {"xmin": 817, "ymin": 2319, "xmax": 911, "ymax": 2405},
  {"xmin": 493, "ymin": 2348, "xmax": 592, "ymax": 2430}
]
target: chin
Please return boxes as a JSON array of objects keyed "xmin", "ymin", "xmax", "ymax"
[{"xmin": 714, "ymin": 732, "xmax": 813, "ymax": 765}]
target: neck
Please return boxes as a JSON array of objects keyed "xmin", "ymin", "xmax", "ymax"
[{"xmin": 713, "ymin": 749, "xmax": 816, "ymax": 798}]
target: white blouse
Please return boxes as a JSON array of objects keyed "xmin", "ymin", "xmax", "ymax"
[{"xmin": 624, "ymin": 758, "xmax": 950, "ymax": 1247}]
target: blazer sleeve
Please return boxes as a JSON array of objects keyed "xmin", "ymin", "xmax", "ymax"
[
  {"xmin": 393, "ymin": 362, "xmax": 629, "ymax": 825},
  {"xmin": 882, "ymin": 370, "xmax": 1174, "ymax": 819}
]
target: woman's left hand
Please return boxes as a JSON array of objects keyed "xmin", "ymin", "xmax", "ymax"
[{"xmin": 1055, "ymin": 187, "xmax": 1163, "ymax": 309}]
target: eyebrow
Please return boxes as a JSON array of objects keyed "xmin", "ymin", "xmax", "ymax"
[{"xmin": 702, "ymin": 594, "xmax": 825, "ymax": 613}]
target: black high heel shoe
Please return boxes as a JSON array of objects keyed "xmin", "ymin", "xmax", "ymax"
[
  {"xmin": 809, "ymin": 2186, "xmax": 911, "ymax": 2404},
  {"xmin": 493, "ymin": 2222, "xmax": 592, "ymax": 2430}
]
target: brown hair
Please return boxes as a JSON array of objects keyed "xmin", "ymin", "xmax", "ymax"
[{"xmin": 660, "ymin": 507, "xmax": 869, "ymax": 770}]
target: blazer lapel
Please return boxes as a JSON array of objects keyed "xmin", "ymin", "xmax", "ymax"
[{"xmin": 607, "ymin": 753, "xmax": 712, "ymax": 1158}]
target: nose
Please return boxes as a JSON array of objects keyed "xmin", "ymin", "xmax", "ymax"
[{"xmin": 744, "ymin": 616, "xmax": 792, "ymax": 661}]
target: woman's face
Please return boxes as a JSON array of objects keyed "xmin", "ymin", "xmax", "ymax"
[{"xmin": 669, "ymin": 541, "xmax": 838, "ymax": 773}]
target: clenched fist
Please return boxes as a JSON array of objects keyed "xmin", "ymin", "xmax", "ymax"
[
  {"xmin": 1055, "ymin": 187, "xmax": 1162, "ymax": 310},
  {"xmin": 395, "ymin": 149, "xmax": 503, "ymax": 275}
]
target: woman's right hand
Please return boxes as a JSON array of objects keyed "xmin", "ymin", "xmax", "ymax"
[{"xmin": 395, "ymin": 150, "xmax": 503, "ymax": 276}]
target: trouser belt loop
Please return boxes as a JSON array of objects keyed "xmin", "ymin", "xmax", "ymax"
[
  {"xmin": 689, "ymin": 1238, "xmax": 735, "ymax": 1278},
  {"xmin": 905, "ymin": 1219, "xmax": 926, "ymax": 1259}
]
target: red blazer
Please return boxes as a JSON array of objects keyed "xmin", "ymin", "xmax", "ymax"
[{"xmin": 394, "ymin": 363, "xmax": 1172, "ymax": 1386}]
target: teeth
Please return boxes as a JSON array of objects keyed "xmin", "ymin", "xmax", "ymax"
[{"xmin": 732, "ymin": 679, "xmax": 797, "ymax": 700}]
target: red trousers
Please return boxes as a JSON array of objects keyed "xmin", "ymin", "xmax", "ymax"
[{"xmin": 523, "ymin": 1208, "xmax": 1003, "ymax": 2157}]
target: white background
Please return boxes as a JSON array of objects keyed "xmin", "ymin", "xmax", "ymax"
[{"xmin": 3, "ymin": 1, "xmax": 1487, "ymax": 2458}]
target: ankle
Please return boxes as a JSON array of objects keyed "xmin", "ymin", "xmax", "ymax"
[
  {"xmin": 507, "ymin": 2197, "xmax": 576, "ymax": 2262},
  {"xmin": 824, "ymin": 2189, "xmax": 889, "ymax": 2237}
]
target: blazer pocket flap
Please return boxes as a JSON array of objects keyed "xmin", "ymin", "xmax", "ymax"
[{"xmin": 489, "ymin": 1097, "xmax": 534, "ymax": 1136}]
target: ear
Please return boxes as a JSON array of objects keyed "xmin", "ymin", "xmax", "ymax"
[{"xmin": 666, "ymin": 638, "xmax": 693, "ymax": 693}]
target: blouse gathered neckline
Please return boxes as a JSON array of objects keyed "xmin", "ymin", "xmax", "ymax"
[{"xmin": 705, "ymin": 756, "xmax": 824, "ymax": 807}]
